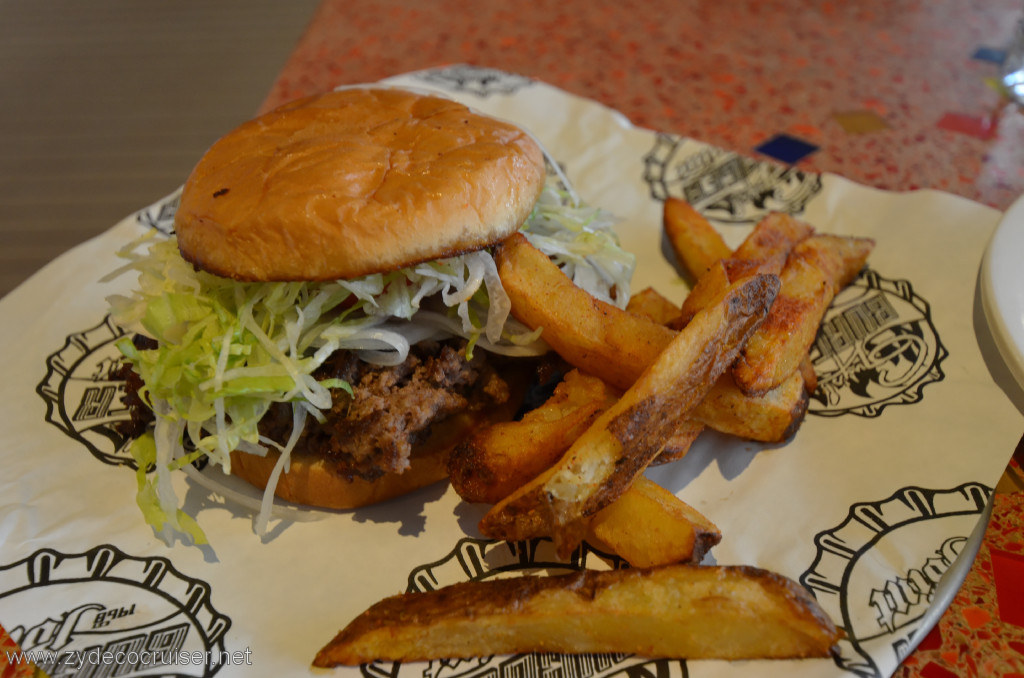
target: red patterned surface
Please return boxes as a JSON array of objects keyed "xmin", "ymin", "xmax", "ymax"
[
  {"xmin": 0, "ymin": 625, "xmax": 41, "ymax": 678},
  {"xmin": 263, "ymin": 2, "xmax": 1024, "ymax": 675},
  {"xmin": 261, "ymin": 0, "xmax": 1024, "ymax": 211},
  {"xmin": 895, "ymin": 488, "xmax": 1024, "ymax": 678}
]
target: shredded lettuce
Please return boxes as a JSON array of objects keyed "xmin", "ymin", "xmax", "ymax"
[
  {"xmin": 128, "ymin": 430, "xmax": 208, "ymax": 545},
  {"xmin": 520, "ymin": 183, "xmax": 635, "ymax": 306},
  {"xmin": 107, "ymin": 177, "xmax": 634, "ymax": 543}
]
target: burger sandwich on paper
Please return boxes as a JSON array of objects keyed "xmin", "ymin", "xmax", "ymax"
[{"xmin": 107, "ymin": 86, "xmax": 635, "ymax": 541}]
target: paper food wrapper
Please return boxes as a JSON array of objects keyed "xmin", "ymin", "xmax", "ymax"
[{"xmin": 0, "ymin": 66, "xmax": 1020, "ymax": 678}]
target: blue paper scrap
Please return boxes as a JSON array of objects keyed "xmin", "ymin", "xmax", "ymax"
[
  {"xmin": 972, "ymin": 46, "xmax": 1007, "ymax": 64},
  {"xmin": 754, "ymin": 134, "xmax": 819, "ymax": 164}
]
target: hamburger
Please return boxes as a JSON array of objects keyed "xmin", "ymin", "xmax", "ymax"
[{"xmin": 108, "ymin": 86, "xmax": 634, "ymax": 541}]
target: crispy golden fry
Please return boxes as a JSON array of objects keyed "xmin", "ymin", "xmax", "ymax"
[
  {"xmin": 732, "ymin": 256, "xmax": 830, "ymax": 396},
  {"xmin": 495, "ymin": 241, "xmax": 708, "ymax": 456},
  {"xmin": 655, "ymin": 417, "xmax": 704, "ymax": 463},
  {"xmin": 731, "ymin": 212, "xmax": 816, "ymax": 264},
  {"xmin": 313, "ymin": 563, "xmax": 843, "ymax": 666},
  {"xmin": 663, "ymin": 197, "xmax": 731, "ymax": 279},
  {"xmin": 449, "ymin": 370, "xmax": 620, "ymax": 504},
  {"xmin": 692, "ymin": 370, "xmax": 808, "ymax": 443},
  {"xmin": 448, "ymin": 371, "xmax": 708, "ymax": 566},
  {"xmin": 587, "ymin": 477, "xmax": 720, "ymax": 567},
  {"xmin": 495, "ymin": 233, "xmax": 675, "ymax": 391},
  {"xmin": 678, "ymin": 212, "xmax": 814, "ymax": 327},
  {"xmin": 798, "ymin": 354, "xmax": 819, "ymax": 394},
  {"xmin": 627, "ymin": 286, "xmax": 683, "ymax": 326},
  {"xmin": 796, "ymin": 233, "xmax": 876, "ymax": 290},
  {"xmin": 479, "ymin": 273, "xmax": 779, "ymax": 556},
  {"xmin": 625, "ymin": 271, "xmax": 809, "ymax": 444},
  {"xmin": 676, "ymin": 258, "xmax": 732, "ymax": 329},
  {"xmin": 732, "ymin": 234, "xmax": 874, "ymax": 396},
  {"xmin": 448, "ymin": 368, "xmax": 707, "ymax": 565}
]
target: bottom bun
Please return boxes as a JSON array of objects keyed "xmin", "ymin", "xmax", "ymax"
[{"xmin": 229, "ymin": 409, "xmax": 507, "ymax": 510}]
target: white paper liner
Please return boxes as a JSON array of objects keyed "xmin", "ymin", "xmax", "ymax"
[{"xmin": 0, "ymin": 66, "xmax": 1020, "ymax": 678}]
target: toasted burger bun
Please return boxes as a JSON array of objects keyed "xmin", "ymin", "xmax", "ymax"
[
  {"xmin": 174, "ymin": 87, "xmax": 546, "ymax": 281},
  {"xmin": 229, "ymin": 445, "xmax": 449, "ymax": 510}
]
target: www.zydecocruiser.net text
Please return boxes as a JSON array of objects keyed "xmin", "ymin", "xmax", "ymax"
[{"xmin": 6, "ymin": 647, "xmax": 254, "ymax": 672}]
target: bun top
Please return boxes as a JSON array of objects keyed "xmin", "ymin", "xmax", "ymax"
[{"xmin": 174, "ymin": 88, "xmax": 546, "ymax": 281}]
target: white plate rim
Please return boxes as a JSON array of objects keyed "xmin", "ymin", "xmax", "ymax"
[{"xmin": 981, "ymin": 192, "xmax": 1024, "ymax": 390}]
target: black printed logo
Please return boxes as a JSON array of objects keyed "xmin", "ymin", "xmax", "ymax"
[
  {"xmin": 39, "ymin": 190, "xmax": 183, "ymax": 466},
  {"xmin": 37, "ymin": 315, "xmax": 136, "ymax": 468},
  {"xmin": 359, "ymin": 538, "xmax": 688, "ymax": 678},
  {"xmin": 415, "ymin": 65, "xmax": 535, "ymax": 98},
  {"xmin": 809, "ymin": 270, "xmax": 946, "ymax": 417},
  {"xmin": 800, "ymin": 483, "xmax": 990, "ymax": 677},
  {"xmin": 135, "ymin": 189, "xmax": 180, "ymax": 235},
  {"xmin": 0, "ymin": 544, "xmax": 232, "ymax": 677},
  {"xmin": 643, "ymin": 135, "xmax": 822, "ymax": 224}
]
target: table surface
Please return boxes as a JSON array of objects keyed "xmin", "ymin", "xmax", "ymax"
[
  {"xmin": 3, "ymin": 1, "xmax": 1023, "ymax": 676},
  {"xmin": 263, "ymin": 0, "xmax": 1024, "ymax": 213},
  {"xmin": 264, "ymin": 2, "xmax": 1024, "ymax": 676}
]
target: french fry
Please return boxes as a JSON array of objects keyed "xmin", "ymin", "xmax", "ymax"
[
  {"xmin": 798, "ymin": 353, "xmax": 819, "ymax": 394},
  {"xmin": 675, "ymin": 258, "xmax": 732, "ymax": 329},
  {"xmin": 495, "ymin": 233, "xmax": 675, "ymax": 391},
  {"xmin": 623, "ymin": 289, "xmax": 706, "ymax": 454},
  {"xmin": 733, "ymin": 234, "xmax": 874, "ymax": 396},
  {"xmin": 313, "ymin": 563, "xmax": 843, "ymax": 666},
  {"xmin": 627, "ymin": 286, "xmax": 678, "ymax": 323},
  {"xmin": 655, "ymin": 417, "xmax": 704, "ymax": 463},
  {"xmin": 692, "ymin": 370, "xmax": 808, "ymax": 443},
  {"xmin": 479, "ymin": 273, "xmax": 779, "ymax": 556},
  {"xmin": 678, "ymin": 212, "xmax": 814, "ymax": 327},
  {"xmin": 626, "ymin": 286, "xmax": 683, "ymax": 326},
  {"xmin": 731, "ymin": 212, "xmax": 816, "ymax": 264},
  {"xmin": 796, "ymin": 233, "xmax": 877, "ymax": 290},
  {"xmin": 497, "ymin": 240, "xmax": 794, "ymax": 447},
  {"xmin": 663, "ymin": 197, "xmax": 731, "ymax": 279},
  {"xmin": 587, "ymin": 476, "xmax": 720, "ymax": 567},
  {"xmin": 629, "ymin": 285, "xmax": 809, "ymax": 443},
  {"xmin": 669, "ymin": 209, "xmax": 822, "ymax": 404},
  {"xmin": 732, "ymin": 256, "xmax": 829, "ymax": 396},
  {"xmin": 449, "ymin": 369, "xmax": 709, "ymax": 566},
  {"xmin": 449, "ymin": 370, "xmax": 620, "ymax": 505}
]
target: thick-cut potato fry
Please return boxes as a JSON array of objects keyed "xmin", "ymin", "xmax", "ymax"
[
  {"xmin": 731, "ymin": 212, "xmax": 816, "ymax": 264},
  {"xmin": 692, "ymin": 370, "xmax": 808, "ymax": 443},
  {"xmin": 626, "ymin": 287, "xmax": 707, "ymax": 453},
  {"xmin": 449, "ymin": 370, "xmax": 620, "ymax": 504},
  {"xmin": 732, "ymin": 234, "xmax": 874, "ymax": 396},
  {"xmin": 663, "ymin": 197, "xmax": 731, "ymax": 279},
  {"xmin": 796, "ymin": 233, "xmax": 876, "ymax": 290},
  {"xmin": 449, "ymin": 368, "xmax": 708, "ymax": 566},
  {"xmin": 496, "ymin": 233, "xmax": 675, "ymax": 391},
  {"xmin": 732, "ymin": 257, "xmax": 830, "ymax": 396},
  {"xmin": 623, "ymin": 289, "xmax": 705, "ymax": 460},
  {"xmin": 479, "ymin": 273, "xmax": 779, "ymax": 556},
  {"xmin": 313, "ymin": 563, "xmax": 843, "ymax": 666},
  {"xmin": 798, "ymin": 353, "xmax": 819, "ymax": 394},
  {"xmin": 678, "ymin": 212, "xmax": 814, "ymax": 327},
  {"xmin": 626, "ymin": 279, "xmax": 809, "ymax": 444},
  {"xmin": 627, "ymin": 286, "xmax": 683, "ymax": 326},
  {"xmin": 587, "ymin": 477, "xmax": 720, "ymax": 567},
  {"xmin": 495, "ymin": 228, "xmax": 814, "ymax": 452},
  {"xmin": 676, "ymin": 258, "xmax": 732, "ymax": 329},
  {"xmin": 655, "ymin": 417, "xmax": 704, "ymax": 463}
]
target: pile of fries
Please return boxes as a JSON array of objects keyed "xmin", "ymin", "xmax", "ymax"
[{"xmin": 315, "ymin": 198, "xmax": 874, "ymax": 667}]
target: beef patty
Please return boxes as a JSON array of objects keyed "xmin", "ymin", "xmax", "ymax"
[
  {"xmin": 258, "ymin": 340, "xmax": 511, "ymax": 480},
  {"xmin": 117, "ymin": 337, "xmax": 517, "ymax": 482}
]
